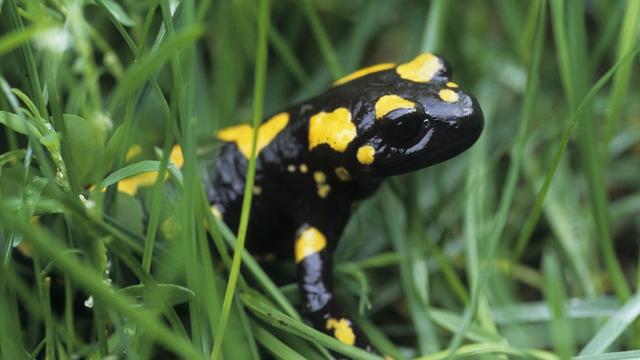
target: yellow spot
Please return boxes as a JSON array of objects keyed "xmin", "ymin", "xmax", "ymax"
[
  {"xmin": 287, "ymin": 164, "xmax": 296, "ymax": 173},
  {"xmin": 126, "ymin": 145, "xmax": 142, "ymax": 161},
  {"xmin": 299, "ymin": 163, "xmax": 308, "ymax": 173},
  {"xmin": 295, "ymin": 227, "xmax": 327, "ymax": 263},
  {"xmin": 161, "ymin": 218, "xmax": 181, "ymax": 239},
  {"xmin": 169, "ymin": 145, "xmax": 184, "ymax": 168},
  {"xmin": 334, "ymin": 63, "xmax": 396, "ymax": 86},
  {"xmin": 217, "ymin": 112, "xmax": 290, "ymax": 159},
  {"xmin": 211, "ymin": 206, "xmax": 223, "ymax": 219},
  {"xmin": 313, "ymin": 171, "xmax": 326, "ymax": 184},
  {"xmin": 356, "ymin": 145, "xmax": 375, "ymax": 165},
  {"xmin": 334, "ymin": 167, "xmax": 351, "ymax": 181},
  {"xmin": 117, "ymin": 171, "xmax": 160, "ymax": 195},
  {"xmin": 325, "ymin": 318, "xmax": 356, "ymax": 346},
  {"xmin": 446, "ymin": 81, "xmax": 458, "ymax": 88},
  {"xmin": 317, "ymin": 184, "xmax": 331, "ymax": 198},
  {"xmin": 312, "ymin": 171, "xmax": 331, "ymax": 199},
  {"xmin": 253, "ymin": 186, "xmax": 262, "ymax": 195},
  {"xmin": 309, "ymin": 108, "xmax": 356, "ymax": 152},
  {"xmin": 396, "ymin": 53, "xmax": 443, "ymax": 83},
  {"xmin": 375, "ymin": 95, "xmax": 416, "ymax": 119},
  {"xmin": 439, "ymin": 89, "xmax": 459, "ymax": 103}
]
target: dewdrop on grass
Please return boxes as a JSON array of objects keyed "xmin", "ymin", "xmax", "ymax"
[
  {"xmin": 34, "ymin": 27, "xmax": 72, "ymax": 54},
  {"xmin": 84, "ymin": 296, "xmax": 94, "ymax": 309}
]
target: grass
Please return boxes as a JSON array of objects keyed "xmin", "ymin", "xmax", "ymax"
[{"xmin": 1, "ymin": 0, "xmax": 640, "ymax": 359}]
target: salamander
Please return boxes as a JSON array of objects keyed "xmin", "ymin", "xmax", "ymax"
[{"xmin": 208, "ymin": 53, "xmax": 484, "ymax": 352}]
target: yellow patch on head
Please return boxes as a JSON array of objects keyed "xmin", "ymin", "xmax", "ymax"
[
  {"xmin": 446, "ymin": 81, "xmax": 458, "ymax": 88},
  {"xmin": 117, "ymin": 171, "xmax": 160, "ymax": 196},
  {"xmin": 295, "ymin": 227, "xmax": 327, "ymax": 263},
  {"xmin": 287, "ymin": 164, "xmax": 296, "ymax": 173},
  {"xmin": 318, "ymin": 184, "xmax": 331, "ymax": 198},
  {"xmin": 375, "ymin": 95, "xmax": 416, "ymax": 119},
  {"xmin": 308, "ymin": 108, "xmax": 356, "ymax": 152},
  {"xmin": 325, "ymin": 318, "xmax": 356, "ymax": 346},
  {"xmin": 334, "ymin": 167, "xmax": 351, "ymax": 181},
  {"xmin": 299, "ymin": 163, "xmax": 308, "ymax": 173},
  {"xmin": 356, "ymin": 145, "xmax": 375, "ymax": 165},
  {"xmin": 396, "ymin": 53, "xmax": 443, "ymax": 83},
  {"xmin": 439, "ymin": 89, "xmax": 459, "ymax": 103},
  {"xmin": 217, "ymin": 112, "xmax": 290, "ymax": 159},
  {"xmin": 169, "ymin": 144, "xmax": 184, "ymax": 168},
  {"xmin": 334, "ymin": 63, "xmax": 396, "ymax": 86}
]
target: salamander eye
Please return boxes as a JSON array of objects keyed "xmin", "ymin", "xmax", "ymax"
[{"xmin": 379, "ymin": 109, "xmax": 428, "ymax": 145}]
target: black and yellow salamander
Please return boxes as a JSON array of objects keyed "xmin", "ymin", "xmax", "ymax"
[{"xmin": 209, "ymin": 53, "xmax": 484, "ymax": 352}]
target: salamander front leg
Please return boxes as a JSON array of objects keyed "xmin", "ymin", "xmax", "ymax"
[{"xmin": 294, "ymin": 224, "xmax": 374, "ymax": 353}]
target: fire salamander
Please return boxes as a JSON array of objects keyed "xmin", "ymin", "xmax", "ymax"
[{"xmin": 207, "ymin": 53, "xmax": 484, "ymax": 352}]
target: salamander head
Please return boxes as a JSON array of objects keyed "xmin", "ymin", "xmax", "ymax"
[{"xmin": 307, "ymin": 53, "xmax": 483, "ymax": 178}]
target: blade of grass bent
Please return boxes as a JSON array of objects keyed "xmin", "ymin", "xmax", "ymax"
[
  {"xmin": 242, "ymin": 293, "xmax": 381, "ymax": 360},
  {"xmin": 579, "ymin": 291, "xmax": 640, "ymax": 355},
  {"xmin": 254, "ymin": 324, "xmax": 307, "ymax": 360},
  {"xmin": 514, "ymin": 44, "xmax": 640, "ymax": 277}
]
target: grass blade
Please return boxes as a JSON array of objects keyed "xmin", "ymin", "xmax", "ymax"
[
  {"xmin": 211, "ymin": 0, "xmax": 270, "ymax": 358},
  {"xmin": 579, "ymin": 291, "xmax": 640, "ymax": 355},
  {"xmin": 449, "ymin": 0, "xmax": 547, "ymax": 353}
]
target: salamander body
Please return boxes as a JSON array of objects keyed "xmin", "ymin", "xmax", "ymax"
[{"xmin": 209, "ymin": 53, "xmax": 484, "ymax": 351}]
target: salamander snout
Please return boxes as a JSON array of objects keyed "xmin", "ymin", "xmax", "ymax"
[{"xmin": 445, "ymin": 90, "xmax": 484, "ymax": 150}]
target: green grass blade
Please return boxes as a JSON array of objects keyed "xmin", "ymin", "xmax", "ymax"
[
  {"xmin": 3, "ymin": 0, "xmax": 49, "ymax": 118},
  {"xmin": 553, "ymin": 0, "xmax": 631, "ymax": 302},
  {"xmin": 543, "ymin": 249, "xmax": 576, "ymax": 358},
  {"xmin": 514, "ymin": 44, "xmax": 640, "ymax": 277},
  {"xmin": 417, "ymin": 342, "xmax": 559, "ymax": 360},
  {"xmin": 300, "ymin": 0, "xmax": 342, "ymax": 78},
  {"xmin": 211, "ymin": 0, "xmax": 270, "ymax": 358},
  {"xmin": 379, "ymin": 187, "xmax": 439, "ymax": 353},
  {"xmin": 579, "ymin": 291, "xmax": 640, "ymax": 355},
  {"xmin": 604, "ymin": 0, "xmax": 640, "ymax": 143},
  {"xmin": 0, "ymin": 203, "xmax": 205, "ymax": 360},
  {"xmin": 574, "ymin": 350, "xmax": 640, "ymax": 360},
  {"xmin": 107, "ymin": 25, "xmax": 205, "ymax": 113},
  {"xmin": 98, "ymin": 160, "xmax": 164, "ymax": 188},
  {"xmin": 242, "ymin": 292, "xmax": 381, "ymax": 360},
  {"xmin": 0, "ymin": 25, "xmax": 45, "ymax": 57},
  {"xmin": 448, "ymin": 0, "xmax": 547, "ymax": 353},
  {"xmin": 420, "ymin": 0, "xmax": 448, "ymax": 52}
]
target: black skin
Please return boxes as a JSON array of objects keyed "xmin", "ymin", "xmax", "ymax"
[{"xmin": 208, "ymin": 54, "xmax": 484, "ymax": 353}]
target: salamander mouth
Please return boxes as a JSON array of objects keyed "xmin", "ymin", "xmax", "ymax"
[{"xmin": 372, "ymin": 136, "xmax": 478, "ymax": 177}]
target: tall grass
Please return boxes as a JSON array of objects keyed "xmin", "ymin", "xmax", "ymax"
[{"xmin": 1, "ymin": 1, "xmax": 640, "ymax": 359}]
